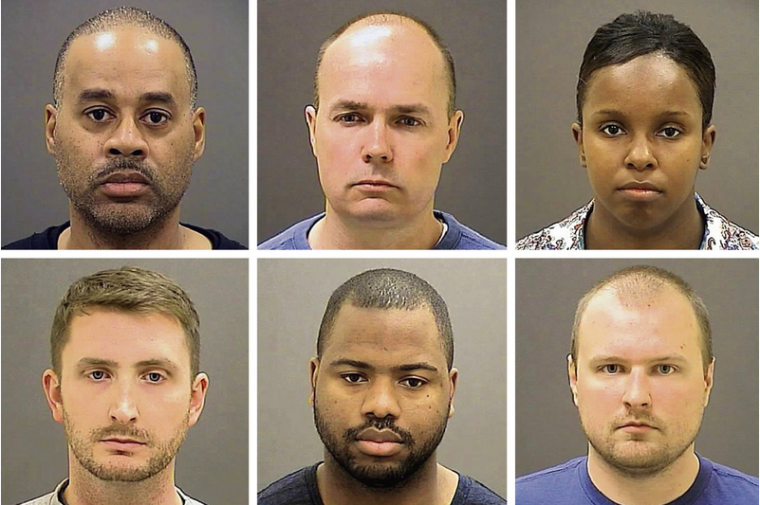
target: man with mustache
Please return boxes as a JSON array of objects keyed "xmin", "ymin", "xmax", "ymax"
[
  {"xmin": 3, "ymin": 7, "xmax": 245, "ymax": 249},
  {"xmin": 258, "ymin": 268, "xmax": 505, "ymax": 504},
  {"xmin": 258, "ymin": 12, "xmax": 504, "ymax": 250},
  {"xmin": 516, "ymin": 265, "xmax": 759, "ymax": 504},
  {"xmin": 20, "ymin": 266, "xmax": 209, "ymax": 505}
]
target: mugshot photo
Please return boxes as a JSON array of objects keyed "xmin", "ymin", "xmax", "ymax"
[
  {"xmin": 1, "ymin": 1, "xmax": 248, "ymax": 249},
  {"xmin": 515, "ymin": 0, "xmax": 758, "ymax": 250},
  {"xmin": 257, "ymin": 0, "xmax": 506, "ymax": 250},
  {"xmin": 515, "ymin": 259, "xmax": 758, "ymax": 504},
  {"xmin": 257, "ymin": 259, "xmax": 506, "ymax": 502},
  {"xmin": 1, "ymin": 259, "xmax": 248, "ymax": 505}
]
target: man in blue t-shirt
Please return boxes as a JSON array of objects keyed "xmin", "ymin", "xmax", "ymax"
[
  {"xmin": 258, "ymin": 269, "xmax": 505, "ymax": 504},
  {"xmin": 258, "ymin": 12, "xmax": 504, "ymax": 250},
  {"xmin": 516, "ymin": 265, "xmax": 758, "ymax": 504}
]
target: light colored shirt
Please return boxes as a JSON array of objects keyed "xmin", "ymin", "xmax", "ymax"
[
  {"xmin": 516, "ymin": 193, "xmax": 759, "ymax": 250},
  {"xmin": 18, "ymin": 479, "xmax": 207, "ymax": 505}
]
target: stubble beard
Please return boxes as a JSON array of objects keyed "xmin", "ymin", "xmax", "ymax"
[
  {"xmin": 313, "ymin": 397, "xmax": 449, "ymax": 489},
  {"xmin": 64, "ymin": 410, "xmax": 189, "ymax": 482},
  {"xmin": 55, "ymin": 143, "xmax": 193, "ymax": 237}
]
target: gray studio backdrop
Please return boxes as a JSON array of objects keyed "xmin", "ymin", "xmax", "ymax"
[
  {"xmin": 1, "ymin": 259, "xmax": 248, "ymax": 505},
  {"xmin": 515, "ymin": 259, "xmax": 759, "ymax": 478},
  {"xmin": 516, "ymin": 0, "xmax": 759, "ymax": 240},
  {"xmin": 257, "ymin": 0, "xmax": 507, "ymax": 245},
  {"xmin": 257, "ymin": 259, "xmax": 507, "ymax": 497},
  {"xmin": 1, "ymin": 0, "xmax": 249, "ymax": 247}
]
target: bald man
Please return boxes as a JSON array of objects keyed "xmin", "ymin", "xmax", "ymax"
[
  {"xmin": 3, "ymin": 7, "xmax": 245, "ymax": 250},
  {"xmin": 258, "ymin": 12, "xmax": 504, "ymax": 250}
]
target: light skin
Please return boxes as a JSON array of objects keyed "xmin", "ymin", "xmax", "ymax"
[
  {"xmin": 572, "ymin": 53, "xmax": 716, "ymax": 249},
  {"xmin": 45, "ymin": 26, "xmax": 209, "ymax": 249},
  {"xmin": 309, "ymin": 305, "xmax": 459, "ymax": 505},
  {"xmin": 42, "ymin": 309, "xmax": 208, "ymax": 505},
  {"xmin": 305, "ymin": 19, "xmax": 464, "ymax": 249},
  {"xmin": 568, "ymin": 287, "xmax": 714, "ymax": 505}
]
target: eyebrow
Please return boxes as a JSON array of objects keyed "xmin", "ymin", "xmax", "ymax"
[
  {"xmin": 140, "ymin": 91, "xmax": 177, "ymax": 108},
  {"xmin": 329, "ymin": 358, "xmax": 439, "ymax": 373},
  {"xmin": 75, "ymin": 89, "xmax": 177, "ymax": 108},
  {"xmin": 589, "ymin": 354, "xmax": 689, "ymax": 364},
  {"xmin": 75, "ymin": 357, "xmax": 179, "ymax": 370},
  {"xmin": 77, "ymin": 88, "xmax": 114, "ymax": 103},
  {"xmin": 591, "ymin": 109, "xmax": 691, "ymax": 119},
  {"xmin": 328, "ymin": 100, "xmax": 433, "ymax": 116}
]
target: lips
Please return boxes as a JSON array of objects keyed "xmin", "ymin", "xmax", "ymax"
[
  {"xmin": 352, "ymin": 179, "xmax": 398, "ymax": 188},
  {"xmin": 356, "ymin": 428, "xmax": 404, "ymax": 443},
  {"xmin": 100, "ymin": 172, "xmax": 151, "ymax": 185},
  {"xmin": 617, "ymin": 420, "xmax": 657, "ymax": 430},
  {"xmin": 355, "ymin": 429, "xmax": 404, "ymax": 457}
]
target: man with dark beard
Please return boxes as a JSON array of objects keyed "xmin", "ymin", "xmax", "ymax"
[
  {"xmin": 3, "ymin": 7, "xmax": 245, "ymax": 250},
  {"xmin": 21, "ymin": 266, "xmax": 209, "ymax": 505},
  {"xmin": 258, "ymin": 268, "xmax": 505, "ymax": 504},
  {"xmin": 516, "ymin": 266, "xmax": 759, "ymax": 504}
]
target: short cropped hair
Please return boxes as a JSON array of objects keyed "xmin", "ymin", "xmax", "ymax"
[
  {"xmin": 577, "ymin": 11, "xmax": 715, "ymax": 129},
  {"xmin": 571, "ymin": 265, "xmax": 712, "ymax": 374},
  {"xmin": 317, "ymin": 268, "xmax": 454, "ymax": 370},
  {"xmin": 51, "ymin": 266, "xmax": 200, "ymax": 378},
  {"xmin": 53, "ymin": 6, "xmax": 198, "ymax": 109},
  {"xmin": 313, "ymin": 12, "xmax": 457, "ymax": 118}
]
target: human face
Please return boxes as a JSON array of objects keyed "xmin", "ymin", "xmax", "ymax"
[
  {"xmin": 569, "ymin": 288, "xmax": 713, "ymax": 476},
  {"xmin": 306, "ymin": 23, "xmax": 464, "ymax": 226},
  {"xmin": 310, "ymin": 305, "xmax": 457, "ymax": 487},
  {"xmin": 43, "ymin": 309, "xmax": 207, "ymax": 482},
  {"xmin": 573, "ymin": 54, "xmax": 716, "ymax": 232},
  {"xmin": 46, "ymin": 27, "xmax": 206, "ymax": 235}
]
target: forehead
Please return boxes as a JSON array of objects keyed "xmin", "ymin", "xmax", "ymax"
[
  {"xmin": 577, "ymin": 287, "xmax": 702, "ymax": 362},
  {"xmin": 583, "ymin": 54, "xmax": 701, "ymax": 120},
  {"xmin": 319, "ymin": 22, "xmax": 448, "ymax": 113},
  {"xmin": 62, "ymin": 26, "xmax": 190, "ymax": 104},
  {"xmin": 324, "ymin": 304, "xmax": 445, "ymax": 366},
  {"xmin": 62, "ymin": 308, "xmax": 190, "ymax": 368}
]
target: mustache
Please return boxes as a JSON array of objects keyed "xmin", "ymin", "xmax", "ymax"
[
  {"xmin": 92, "ymin": 159, "xmax": 156, "ymax": 184},
  {"xmin": 92, "ymin": 424, "xmax": 153, "ymax": 445},
  {"xmin": 344, "ymin": 417, "xmax": 414, "ymax": 445}
]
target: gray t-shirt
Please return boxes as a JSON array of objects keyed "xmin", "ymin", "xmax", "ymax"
[{"xmin": 18, "ymin": 480, "xmax": 207, "ymax": 505}]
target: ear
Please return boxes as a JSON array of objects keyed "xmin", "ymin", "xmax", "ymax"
[
  {"xmin": 571, "ymin": 122, "xmax": 586, "ymax": 168},
  {"xmin": 45, "ymin": 105, "xmax": 58, "ymax": 155},
  {"xmin": 699, "ymin": 124, "xmax": 716, "ymax": 170},
  {"xmin": 567, "ymin": 354, "xmax": 579, "ymax": 407},
  {"xmin": 42, "ymin": 369, "xmax": 65, "ymax": 424},
  {"xmin": 703, "ymin": 358, "xmax": 715, "ymax": 407},
  {"xmin": 305, "ymin": 106, "xmax": 318, "ymax": 158},
  {"xmin": 442, "ymin": 110, "xmax": 464, "ymax": 164},
  {"xmin": 187, "ymin": 372, "xmax": 210, "ymax": 427},
  {"xmin": 192, "ymin": 107, "xmax": 206, "ymax": 161},
  {"xmin": 447, "ymin": 367, "xmax": 459, "ymax": 418},
  {"xmin": 308, "ymin": 357, "xmax": 320, "ymax": 406}
]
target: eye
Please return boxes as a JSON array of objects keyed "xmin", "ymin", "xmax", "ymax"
[
  {"xmin": 397, "ymin": 116, "xmax": 422, "ymax": 127},
  {"xmin": 144, "ymin": 372, "xmax": 166, "ymax": 383},
  {"xmin": 400, "ymin": 377, "xmax": 427, "ymax": 389},
  {"xmin": 336, "ymin": 113, "xmax": 363, "ymax": 124},
  {"xmin": 342, "ymin": 373, "xmax": 367, "ymax": 384},
  {"xmin": 659, "ymin": 127, "xmax": 682, "ymax": 138},
  {"xmin": 601, "ymin": 124, "xmax": 625, "ymax": 136},
  {"xmin": 656, "ymin": 364, "xmax": 675, "ymax": 375},
  {"xmin": 142, "ymin": 110, "xmax": 170, "ymax": 126},
  {"xmin": 85, "ymin": 108, "xmax": 114, "ymax": 123},
  {"xmin": 87, "ymin": 370, "xmax": 109, "ymax": 381},
  {"xmin": 602, "ymin": 364, "xmax": 621, "ymax": 374}
]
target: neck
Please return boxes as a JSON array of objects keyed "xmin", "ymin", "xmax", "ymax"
[
  {"xmin": 309, "ymin": 205, "xmax": 443, "ymax": 250},
  {"xmin": 62, "ymin": 206, "xmax": 209, "ymax": 250},
  {"xmin": 63, "ymin": 458, "xmax": 182, "ymax": 505},
  {"xmin": 316, "ymin": 453, "xmax": 458, "ymax": 505},
  {"xmin": 585, "ymin": 195, "xmax": 703, "ymax": 250},
  {"xmin": 586, "ymin": 445, "xmax": 700, "ymax": 505}
]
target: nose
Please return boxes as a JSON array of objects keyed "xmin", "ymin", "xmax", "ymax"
[
  {"xmin": 361, "ymin": 378, "xmax": 401, "ymax": 420},
  {"xmin": 361, "ymin": 121, "xmax": 393, "ymax": 163},
  {"xmin": 622, "ymin": 369, "xmax": 652, "ymax": 409},
  {"xmin": 104, "ymin": 115, "xmax": 149, "ymax": 159},
  {"xmin": 624, "ymin": 134, "xmax": 656, "ymax": 171},
  {"xmin": 108, "ymin": 380, "xmax": 139, "ymax": 423}
]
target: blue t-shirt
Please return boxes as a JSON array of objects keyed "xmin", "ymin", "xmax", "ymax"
[
  {"xmin": 516, "ymin": 455, "xmax": 758, "ymax": 505},
  {"xmin": 258, "ymin": 211, "xmax": 505, "ymax": 250},
  {"xmin": 258, "ymin": 462, "xmax": 506, "ymax": 504}
]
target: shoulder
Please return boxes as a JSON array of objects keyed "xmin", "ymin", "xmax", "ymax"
[
  {"xmin": 2, "ymin": 223, "xmax": 68, "ymax": 250},
  {"xmin": 257, "ymin": 464, "xmax": 320, "ymax": 505},
  {"xmin": 182, "ymin": 223, "xmax": 248, "ymax": 249},
  {"xmin": 515, "ymin": 457, "xmax": 588, "ymax": 504},
  {"xmin": 435, "ymin": 211, "xmax": 506, "ymax": 250},
  {"xmin": 177, "ymin": 487, "xmax": 209, "ymax": 505},
  {"xmin": 516, "ymin": 203, "xmax": 591, "ymax": 250},
  {"xmin": 702, "ymin": 458, "xmax": 759, "ymax": 503},
  {"xmin": 17, "ymin": 480, "xmax": 68, "ymax": 505},
  {"xmin": 258, "ymin": 215, "xmax": 323, "ymax": 250},
  {"xmin": 453, "ymin": 473, "xmax": 506, "ymax": 504},
  {"xmin": 698, "ymin": 195, "xmax": 760, "ymax": 250}
]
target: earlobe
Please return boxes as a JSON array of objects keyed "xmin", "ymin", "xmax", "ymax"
[
  {"xmin": 571, "ymin": 123, "xmax": 586, "ymax": 167},
  {"xmin": 192, "ymin": 107, "xmax": 207, "ymax": 160},
  {"xmin": 42, "ymin": 369, "xmax": 64, "ymax": 424},
  {"xmin": 305, "ymin": 106, "xmax": 318, "ymax": 158},
  {"xmin": 45, "ymin": 105, "xmax": 58, "ymax": 155},
  {"xmin": 700, "ymin": 125, "xmax": 716, "ymax": 170},
  {"xmin": 703, "ymin": 358, "xmax": 715, "ymax": 407}
]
